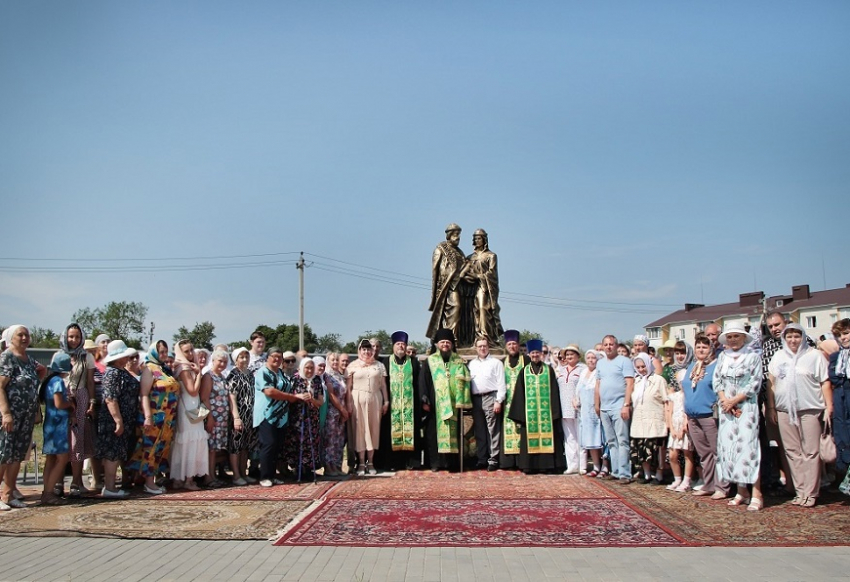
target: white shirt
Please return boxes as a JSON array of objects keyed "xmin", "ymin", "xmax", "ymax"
[
  {"xmin": 468, "ymin": 354, "xmax": 507, "ymax": 402},
  {"xmin": 768, "ymin": 348, "xmax": 829, "ymax": 412}
]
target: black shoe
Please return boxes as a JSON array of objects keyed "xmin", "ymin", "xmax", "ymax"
[
  {"xmin": 649, "ymin": 478, "xmax": 664, "ymax": 486},
  {"xmin": 637, "ymin": 476, "xmax": 650, "ymax": 484},
  {"xmin": 476, "ymin": 462, "xmax": 488, "ymax": 470},
  {"xmin": 487, "ymin": 464, "xmax": 499, "ymax": 472}
]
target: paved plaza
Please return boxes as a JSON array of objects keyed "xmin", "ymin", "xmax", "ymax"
[{"xmin": 1, "ymin": 537, "xmax": 849, "ymax": 581}]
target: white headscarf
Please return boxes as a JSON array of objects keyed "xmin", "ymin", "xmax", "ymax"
[
  {"xmin": 298, "ymin": 357, "xmax": 315, "ymax": 380},
  {"xmin": 2, "ymin": 324, "xmax": 27, "ymax": 350},
  {"xmin": 631, "ymin": 353, "xmax": 653, "ymax": 405},
  {"xmin": 780, "ymin": 323, "xmax": 810, "ymax": 426}
]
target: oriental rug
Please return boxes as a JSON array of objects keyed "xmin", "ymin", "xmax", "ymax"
[
  {"xmin": 329, "ymin": 471, "xmax": 615, "ymax": 500},
  {"xmin": 0, "ymin": 498, "xmax": 311, "ymax": 540},
  {"xmin": 596, "ymin": 480, "xmax": 850, "ymax": 547},
  {"xmin": 161, "ymin": 480, "xmax": 334, "ymax": 501},
  {"xmin": 273, "ymin": 498, "xmax": 684, "ymax": 547}
]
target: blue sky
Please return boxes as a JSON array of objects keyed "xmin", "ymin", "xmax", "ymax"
[{"xmin": 1, "ymin": 1, "xmax": 848, "ymax": 349}]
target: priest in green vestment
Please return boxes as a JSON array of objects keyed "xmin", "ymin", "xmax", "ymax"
[
  {"xmin": 500, "ymin": 329, "xmax": 527, "ymax": 470},
  {"xmin": 419, "ymin": 328, "xmax": 472, "ymax": 471},
  {"xmin": 508, "ymin": 338, "xmax": 566, "ymax": 473},
  {"xmin": 384, "ymin": 330, "xmax": 424, "ymax": 470}
]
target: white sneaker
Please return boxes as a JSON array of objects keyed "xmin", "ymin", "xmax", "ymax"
[
  {"xmin": 0, "ymin": 500, "xmax": 10, "ymax": 511},
  {"xmin": 675, "ymin": 481, "xmax": 692, "ymax": 492},
  {"xmin": 259, "ymin": 479, "xmax": 273, "ymax": 488},
  {"xmin": 666, "ymin": 479, "xmax": 682, "ymax": 491},
  {"xmin": 564, "ymin": 468, "xmax": 580, "ymax": 475},
  {"xmin": 692, "ymin": 479, "xmax": 705, "ymax": 491}
]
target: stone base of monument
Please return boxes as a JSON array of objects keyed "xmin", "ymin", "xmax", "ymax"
[{"xmin": 456, "ymin": 346, "xmax": 506, "ymax": 359}]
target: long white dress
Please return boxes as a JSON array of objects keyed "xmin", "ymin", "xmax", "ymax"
[{"xmin": 170, "ymin": 387, "xmax": 209, "ymax": 481}]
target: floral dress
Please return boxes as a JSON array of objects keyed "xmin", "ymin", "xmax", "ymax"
[
  {"xmin": 283, "ymin": 373, "xmax": 324, "ymax": 477},
  {"xmin": 713, "ymin": 350, "xmax": 762, "ymax": 484},
  {"xmin": 96, "ymin": 367, "xmax": 141, "ymax": 462},
  {"xmin": 129, "ymin": 361, "xmax": 180, "ymax": 477},
  {"xmin": 206, "ymin": 372, "xmax": 230, "ymax": 451},
  {"xmin": 322, "ymin": 371, "xmax": 348, "ymax": 468},
  {"xmin": 666, "ymin": 389, "xmax": 692, "ymax": 451},
  {"xmin": 226, "ymin": 368, "xmax": 257, "ymax": 454},
  {"xmin": 42, "ymin": 375, "xmax": 71, "ymax": 455},
  {"xmin": 0, "ymin": 350, "xmax": 41, "ymax": 464}
]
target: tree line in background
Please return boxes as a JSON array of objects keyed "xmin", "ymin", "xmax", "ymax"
[{"xmin": 4, "ymin": 301, "xmax": 546, "ymax": 353}]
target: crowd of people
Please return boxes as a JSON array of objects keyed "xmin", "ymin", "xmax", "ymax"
[{"xmin": 1, "ymin": 314, "xmax": 848, "ymax": 513}]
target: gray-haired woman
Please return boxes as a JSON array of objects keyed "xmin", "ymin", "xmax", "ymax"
[{"xmin": 200, "ymin": 349, "xmax": 230, "ymax": 488}]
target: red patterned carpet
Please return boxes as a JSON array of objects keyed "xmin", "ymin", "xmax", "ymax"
[
  {"xmin": 328, "ymin": 471, "xmax": 615, "ymax": 499},
  {"xmin": 274, "ymin": 498, "xmax": 683, "ymax": 547},
  {"xmin": 161, "ymin": 480, "xmax": 334, "ymax": 501}
]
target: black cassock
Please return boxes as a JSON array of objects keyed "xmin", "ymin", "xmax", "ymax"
[{"xmin": 507, "ymin": 361, "xmax": 567, "ymax": 473}]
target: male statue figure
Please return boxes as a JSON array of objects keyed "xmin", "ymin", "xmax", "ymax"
[{"xmin": 427, "ymin": 223, "xmax": 472, "ymax": 347}]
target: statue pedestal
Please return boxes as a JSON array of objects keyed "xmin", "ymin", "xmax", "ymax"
[{"xmin": 456, "ymin": 346, "xmax": 506, "ymax": 360}]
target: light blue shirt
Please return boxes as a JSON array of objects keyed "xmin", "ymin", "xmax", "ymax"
[
  {"xmin": 596, "ymin": 355, "xmax": 635, "ymax": 412},
  {"xmin": 253, "ymin": 366, "xmax": 290, "ymax": 428}
]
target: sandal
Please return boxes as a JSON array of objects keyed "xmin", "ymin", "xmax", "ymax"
[
  {"xmin": 40, "ymin": 492, "xmax": 66, "ymax": 506},
  {"xmin": 6, "ymin": 498, "xmax": 26, "ymax": 509},
  {"xmin": 747, "ymin": 497, "xmax": 764, "ymax": 511},
  {"xmin": 728, "ymin": 494, "xmax": 750, "ymax": 506},
  {"xmin": 587, "ymin": 470, "xmax": 599, "ymax": 478},
  {"xmin": 799, "ymin": 497, "xmax": 816, "ymax": 508},
  {"xmin": 790, "ymin": 496, "xmax": 802, "ymax": 506}
]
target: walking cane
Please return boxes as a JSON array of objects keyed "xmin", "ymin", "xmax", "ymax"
[
  {"xmin": 298, "ymin": 406, "xmax": 304, "ymax": 483},
  {"xmin": 458, "ymin": 409, "xmax": 463, "ymax": 474},
  {"xmin": 305, "ymin": 409, "xmax": 317, "ymax": 483}
]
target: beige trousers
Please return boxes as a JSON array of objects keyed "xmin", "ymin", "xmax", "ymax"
[{"xmin": 777, "ymin": 410, "xmax": 822, "ymax": 500}]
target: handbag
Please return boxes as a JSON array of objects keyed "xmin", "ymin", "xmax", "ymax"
[
  {"xmin": 820, "ymin": 421, "xmax": 837, "ymax": 464},
  {"xmin": 182, "ymin": 394, "xmax": 210, "ymax": 424}
]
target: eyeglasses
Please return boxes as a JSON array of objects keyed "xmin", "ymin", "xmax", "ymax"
[
  {"xmin": 542, "ymin": 350, "xmax": 549, "ymax": 355},
  {"xmin": 283, "ymin": 358, "xmax": 296, "ymax": 363}
]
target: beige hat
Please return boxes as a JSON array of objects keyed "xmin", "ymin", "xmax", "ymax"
[
  {"xmin": 562, "ymin": 344, "xmax": 582, "ymax": 356},
  {"xmin": 658, "ymin": 339, "xmax": 678, "ymax": 352}
]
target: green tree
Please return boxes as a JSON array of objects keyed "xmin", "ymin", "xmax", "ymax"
[
  {"xmin": 29, "ymin": 326, "xmax": 60, "ymax": 348},
  {"xmin": 340, "ymin": 330, "xmax": 427, "ymax": 354},
  {"xmin": 173, "ymin": 321, "xmax": 216, "ymax": 350},
  {"xmin": 519, "ymin": 329, "xmax": 546, "ymax": 345},
  {"xmin": 247, "ymin": 323, "xmax": 319, "ymax": 353},
  {"xmin": 72, "ymin": 301, "xmax": 148, "ymax": 347},
  {"xmin": 315, "ymin": 333, "xmax": 343, "ymax": 353}
]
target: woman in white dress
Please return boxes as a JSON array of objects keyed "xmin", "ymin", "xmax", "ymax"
[{"xmin": 169, "ymin": 340, "xmax": 209, "ymax": 490}]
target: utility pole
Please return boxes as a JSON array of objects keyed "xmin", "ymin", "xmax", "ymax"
[
  {"xmin": 297, "ymin": 252, "xmax": 305, "ymax": 351},
  {"xmin": 149, "ymin": 321, "xmax": 155, "ymax": 345}
]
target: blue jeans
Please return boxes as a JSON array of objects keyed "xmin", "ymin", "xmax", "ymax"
[{"xmin": 600, "ymin": 410, "xmax": 631, "ymax": 479}]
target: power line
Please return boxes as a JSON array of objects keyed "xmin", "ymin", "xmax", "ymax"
[
  {"xmin": 0, "ymin": 251, "xmax": 676, "ymax": 312},
  {"xmin": 0, "ymin": 251, "xmax": 301, "ymax": 262}
]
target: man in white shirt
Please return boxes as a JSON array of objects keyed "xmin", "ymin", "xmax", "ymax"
[{"xmin": 468, "ymin": 338, "xmax": 507, "ymax": 471}]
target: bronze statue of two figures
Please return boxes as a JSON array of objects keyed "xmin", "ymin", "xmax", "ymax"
[{"xmin": 427, "ymin": 224, "xmax": 504, "ymax": 349}]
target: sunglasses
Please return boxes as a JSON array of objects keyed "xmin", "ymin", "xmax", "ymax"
[{"xmin": 283, "ymin": 358, "xmax": 296, "ymax": 363}]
